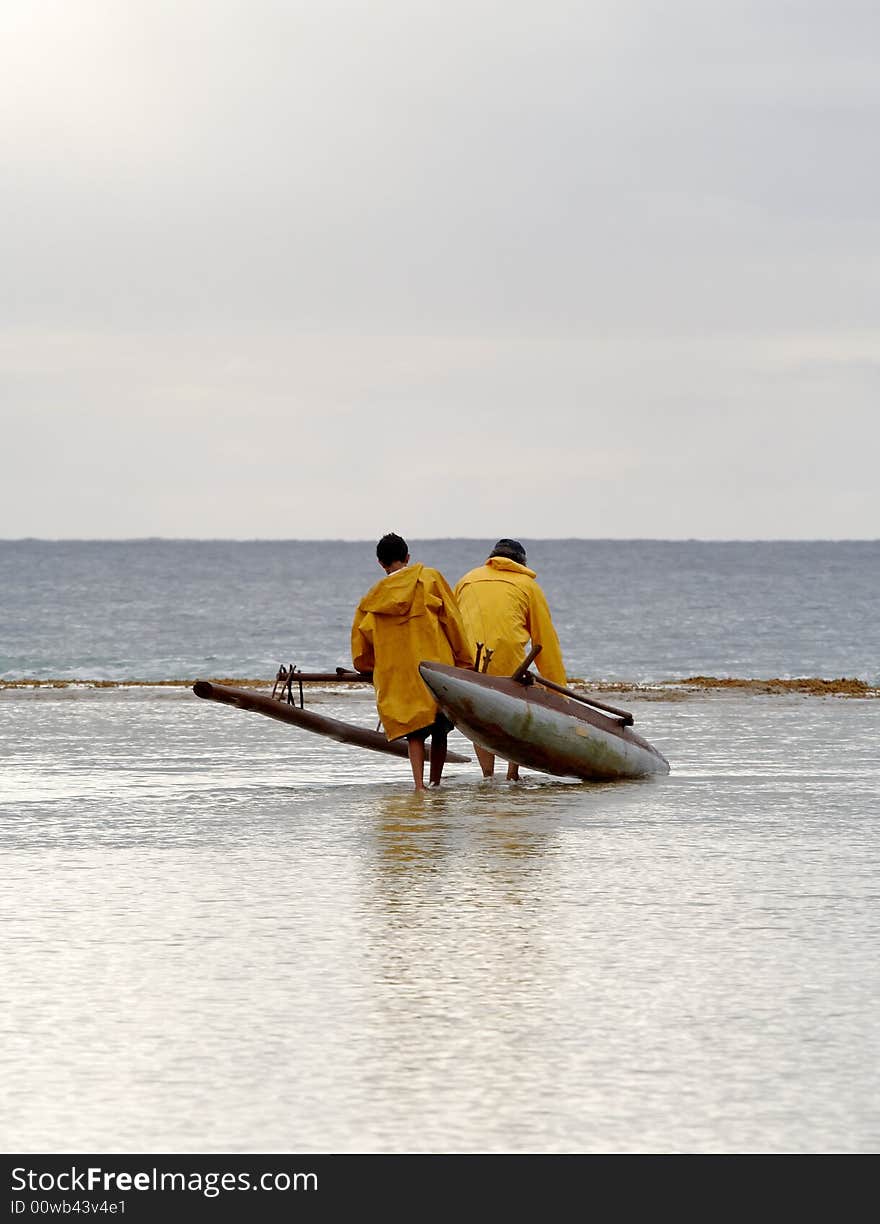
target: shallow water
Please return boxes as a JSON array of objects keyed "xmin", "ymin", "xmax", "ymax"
[{"xmin": 2, "ymin": 687, "xmax": 877, "ymax": 1152}]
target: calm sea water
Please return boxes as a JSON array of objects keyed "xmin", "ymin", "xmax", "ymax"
[
  {"xmin": 1, "ymin": 541, "xmax": 878, "ymax": 1152},
  {"xmin": 1, "ymin": 538, "xmax": 878, "ymax": 682}
]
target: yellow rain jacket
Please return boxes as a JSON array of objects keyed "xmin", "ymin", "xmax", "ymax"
[
  {"xmin": 454, "ymin": 556, "xmax": 566, "ymax": 685},
  {"xmin": 351, "ymin": 563, "xmax": 474, "ymax": 741}
]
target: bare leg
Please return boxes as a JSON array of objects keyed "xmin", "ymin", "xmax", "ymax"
[
  {"xmin": 474, "ymin": 745, "xmax": 495, "ymax": 778},
  {"xmin": 428, "ymin": 734, "xmax": 447, "ymax": 786},
  {"xmin": 408, "ymin": 739, "xmax": 426, "ymax": 790}
]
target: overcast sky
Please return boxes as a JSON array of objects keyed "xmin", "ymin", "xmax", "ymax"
[{"xmin": 2, "ymin": 0, "xmax": 878, "ymax": 539}]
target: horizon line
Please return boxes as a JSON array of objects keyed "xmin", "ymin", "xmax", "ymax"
[{"xmin": 1, "ymin": 536, "xmax": 878, "ymax": 545}]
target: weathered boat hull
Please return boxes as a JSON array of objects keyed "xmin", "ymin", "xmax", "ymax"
[
  {"xmin": 193, "ymin": 680, "xmax": 470, "ymax": 763},
  {"xmin": 418, "ymin": 663, "xmax": 670, "ymax": 781}
]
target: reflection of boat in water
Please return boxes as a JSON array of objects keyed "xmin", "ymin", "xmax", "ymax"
[{"xmin": 418, "ymin": 662, "xmax": 670, "ymax": 782}]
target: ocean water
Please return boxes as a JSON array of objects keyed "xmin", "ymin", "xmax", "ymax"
[
  {"xmin": 1, "ymin": 538, "xmax": 878, "ymax": 683},
  {"xmin": 1, "ymin": 540, "xmax": 878, "ymax": 1153}
]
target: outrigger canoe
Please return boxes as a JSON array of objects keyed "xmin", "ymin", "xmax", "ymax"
[{"xmin": 418, "ymin": 661, "xmax": 670, "ymax": 781}]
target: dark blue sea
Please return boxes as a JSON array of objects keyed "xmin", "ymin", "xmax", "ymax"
[{"xmin": 2, "ymin": 540, "xmax": 878, "ymax": 1153}]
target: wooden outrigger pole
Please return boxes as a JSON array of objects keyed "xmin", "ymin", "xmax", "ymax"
[{"xmin": 192, "ymin": 679, "xmax": 470, "ymax": 763}]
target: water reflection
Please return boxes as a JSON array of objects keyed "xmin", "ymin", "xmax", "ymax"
[
  {"xmin": 358, "ymin": 788, "xmax": 573, "ymax": 1150},
  {"xmin": 370, "ymin": 791, "xmax": 448, "ymax": 874},
  {"xmin": 369, "ymin": 786, "xmax": 566, "ymax": 882},
  {"xmin": 2, "ymin": 690, "xmax": 878, "ymax": 1152}
]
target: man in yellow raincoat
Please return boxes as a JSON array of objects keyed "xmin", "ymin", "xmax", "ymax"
[
  {"xmin": 352, "ymin": 533, "xmax": 474, "ymax": 791},
  {"xmin": 454, "ymin": 539, "xmax": 567, "ymax": 781}
]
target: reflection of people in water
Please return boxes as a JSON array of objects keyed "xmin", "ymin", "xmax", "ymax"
[
  {"xmin": 370, "ymin": 792, "xmax": 451, "ymax": 878},
  {"xmin": 369, "ymin": 789, "xmax": 557, "ymax": 889}
]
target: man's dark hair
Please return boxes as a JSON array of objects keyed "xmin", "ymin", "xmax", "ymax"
[
  {"xmin": 490, "ymin": 538, "xmax": 527, "ymax": 566},
  {"xmin": 376, "ymin": 533, "xmax": 409, "ymax": 567}
]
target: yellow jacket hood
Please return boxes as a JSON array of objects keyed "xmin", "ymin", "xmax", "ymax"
[
  {"xmin": 359, "ymin": 563, "xmax": 426, "ymax": 618},
  {"xmin": 484, "ymin": 556, "xmax": 537, "ymax": 580}
]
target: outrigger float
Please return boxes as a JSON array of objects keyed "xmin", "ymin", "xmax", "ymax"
[
  {"xmin": 192, "ymin": 667, "xmax": 470, "ymax": 764},
  {"xmin": 193, "ymin": 651, "xmax": 670, "ymax": 782}
]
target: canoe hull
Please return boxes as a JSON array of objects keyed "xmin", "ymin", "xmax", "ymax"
[{"xmin": 419, "ymin": 663, "xmax": 670, "ymax": 781}]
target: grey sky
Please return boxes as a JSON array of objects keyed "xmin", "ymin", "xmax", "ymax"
[{"xmin": 2, "ymin": 0, "xmax": 878, "ymax": 538}]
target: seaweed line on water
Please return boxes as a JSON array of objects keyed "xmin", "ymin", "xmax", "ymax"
[{"xmin": 1, "ymin": 676, "xmax": 877, "ymax": 699}]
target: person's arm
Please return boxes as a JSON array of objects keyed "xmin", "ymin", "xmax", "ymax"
[
  {"xmin": 351, "ymin": 608, "xmax": 375, "ymax": 673},
  {"xmin": 527, "ymin": 584, "xmax": 566, "ymax": 684}
]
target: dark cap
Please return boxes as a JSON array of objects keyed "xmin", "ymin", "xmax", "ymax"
[{"xmin": 489, "ymin": 538, "xmax": 527, "ymax": 566}]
